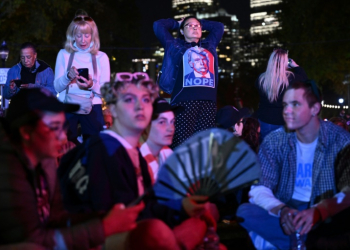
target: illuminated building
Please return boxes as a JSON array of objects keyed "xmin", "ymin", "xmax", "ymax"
[
  {"xmin": 250, "ymin": 0, "xmax": 282, "ymax": 35},
  {"xmin": 172, "ymin": 0, "xmax": 219, "ymax": 19}
]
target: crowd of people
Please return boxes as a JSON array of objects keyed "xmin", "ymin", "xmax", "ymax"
[{"xmin": 1, "ymin": 10, "xmax": 350, "ymax": 250}]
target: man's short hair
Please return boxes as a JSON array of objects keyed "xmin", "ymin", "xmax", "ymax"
[
  {"xmin": 20, "ymin": 42, "xmax": 37, "ymax": 53},
  {"xmin": 286, "ymin": 80, "xmax": 322, "ymax": 108},
  {"xmin": 187, "ymin": 48, "xmax": 209, "ymax": 64}
]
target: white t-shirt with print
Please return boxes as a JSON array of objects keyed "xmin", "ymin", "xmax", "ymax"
[{"xmin": 292, "ymin": 137, "xmax": 318, "ymax": 202}]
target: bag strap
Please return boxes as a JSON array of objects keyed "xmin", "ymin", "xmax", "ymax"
[
  {"xmin": 66, "ymin": 52, "xmax": 75, "ymax": 95},
  {"xmin": 91, "ymin": 54, "xmax": 97, "ymax": 80},
  {"xmin": 65, "ymin": 52, "xmax": 97, "ymax": 97}
]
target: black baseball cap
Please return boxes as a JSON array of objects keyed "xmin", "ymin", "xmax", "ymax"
[
  {"xmin": 152, "ymin": 97, "xmax": 173, "ymax": 115},
  {"xmin": 216, "ymin": 106, "xmax": 250, "ymax": 129},
  {"xmin": 6, "ymin": 88, "xmax": 80, "ymax": 125}
]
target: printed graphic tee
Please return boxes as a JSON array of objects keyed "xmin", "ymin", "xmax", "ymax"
[
  {"xmin": 171, "ymin": 46, "xmax": 216, "ymax": 103},
  {"xmin": 183, "ymin": 46, "xmax": 215, "ymax": 89},
  {"xmin": 292, "ymin": 137, "xmax": 318, "ymax": 202}
]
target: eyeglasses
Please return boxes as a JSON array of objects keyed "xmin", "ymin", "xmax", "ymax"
[
  {"xmin": 73, "ymin": 16, "xmax": 94, "ymax": 22},
  {"xmin": 115, "ymin": 72, "xmax": 150, "ymax": 82},
  {"xmin": 184, "ymin": 24, "xmax": 202, "ymax": 29}
]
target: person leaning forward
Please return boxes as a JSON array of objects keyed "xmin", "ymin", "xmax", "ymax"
[
  {"xmin": 3, "ymin": 42, "xmax": 56, "ymax": 99},
  {"xmin": 0, "ymin": 88, "xmax": 145, "ymax": 249}
]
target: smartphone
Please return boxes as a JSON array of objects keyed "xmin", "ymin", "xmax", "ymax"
[
  {"xmin": 77, "ymin": 68, "xmax": 89, "ymax": 83},
  {"xmin": 127, "ymin": 192, "xmax": 149, "ymax": 207},
  {"xmin": 14, "ymin": 79, "xmax": 23, "ymax": 88}
]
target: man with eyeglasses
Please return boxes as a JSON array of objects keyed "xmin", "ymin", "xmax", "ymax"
[
  {"xmin": 154, "ymin": 16, "xmax": 224, "ymax": 149},
  {"xmin": 0, "ymin": 88, "xmax": 145, "ymax": 249},
  {"xmin": 4, "ymin": 42, "xmax": 56, "ymax": 100},
  {"xmin": 4, "ymin": 42, "xmax": 57, "ymax": 99}
]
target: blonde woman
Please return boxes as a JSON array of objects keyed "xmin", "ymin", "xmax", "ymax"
[
  {"xmin": 54, "ymin": 11, "xmax": 110, "ymax": 144},
  {"xmin": 256, "ymin": 48, "xmax": 307, "ymax": 142}
]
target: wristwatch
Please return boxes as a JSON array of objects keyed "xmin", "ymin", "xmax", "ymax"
[{"xmin": 278, "ymin": 205, "xmax": 288, "ymax": 217}]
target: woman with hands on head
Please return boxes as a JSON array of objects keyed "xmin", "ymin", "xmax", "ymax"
[
  {"xmin": 154, "ymin": 16, "xmax": 224, "ymax": 149},
  {"xmin": 54, "ymin": 10, "xmax": 110, "ymax": 144}
]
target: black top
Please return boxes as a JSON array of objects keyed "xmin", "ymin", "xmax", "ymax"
[
  {"xmin": 255, "ymin": 67, "xmax": 308, "ymax": 125},
  {"xmin": 20, "ymin": 59, "xmax": 50, "ymax": 84}
]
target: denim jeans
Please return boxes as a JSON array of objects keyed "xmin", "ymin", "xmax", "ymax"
[
  {"xmin": 259, "ymin": 119, "xmax": 283, "ymax": 144},
  {"xmin": 237, "ymin": 202, "xmax": 309, "ymax": 250},
  {"xmin": 65, "ymin": 104, "xmax": 104, "ymax": 143},
  {"xmin": 237, "ymin": 203, "xmax": 290, "ymax": 250}
]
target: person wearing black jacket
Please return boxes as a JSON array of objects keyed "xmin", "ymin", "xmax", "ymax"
[{"xmin": 255, "ymin": 48, "xmax": 307, "ymax": 142}]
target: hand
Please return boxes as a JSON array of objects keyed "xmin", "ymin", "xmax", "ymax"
[
  {"xmin": 293, "ymin": 207, "xmax": 321, "ymax": 235},
  {"xmin": 76, "ymin": 73, "xmax": 93, "ymax": 89},
  {"xmin": 288, "ymin": 58, "xmax": 299, "ymax": 68},
  {"xmin": 182, "ymin": 195, "xmax": 208, "ymax": 217},
  {"xmin": 200, "ymin": 203, "xmax": 218, "ymax": 230},
  {"xmin": 20, "ymin": 84, "xmax": 32, "ymax": 89},
  {"xmin": 102, "ymin": 202, "xmax": 144, "ymax": 237},
  {"xmin": 67, "ymin": 66, "xmax": 79, "ymax": 81},
  {"xmin": 279, "ymin": 206, "xmax": 298, "ymax": 235},
  {"xmin": 178, "ymin": 17, "xmax": 184, "ymax": 26},
  {"xmin": 9, "ymin": 80, "xmax": 16, "ymax": 90}
]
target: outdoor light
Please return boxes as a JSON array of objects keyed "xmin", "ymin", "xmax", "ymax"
[
  {"xmin": 339, "ymin": 98, "xmax": 344, "ymax": 104},
  {"xmin": 0, "ymin": 41, "xmax": 9, "ymax": 67}
]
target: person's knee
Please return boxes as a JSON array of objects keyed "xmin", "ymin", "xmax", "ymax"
[
  {"xmin": 236, "ymin": 203, "xmax": 253, "ymax": 220},
  {"xmin": 128, "ymin": 219, "xmax": 180, "ymax": 250}
]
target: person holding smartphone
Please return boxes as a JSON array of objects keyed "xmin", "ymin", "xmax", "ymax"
[
  {"xmin": 54, "ymin": 10, "xmax": 110, "ymax": 144},
  {"xmin": 3, "ymin": 42, "xmax": 56, "ymax": 100}
]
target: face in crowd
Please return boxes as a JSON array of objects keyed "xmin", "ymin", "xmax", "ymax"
[
  {"xmin": 148, "ymin": 111, "xmax": 175, "ymax": 147},
  {"xmin": 20, "ymin": 48, "xmax": 37, "ymax": 69},
  {"xmin": 283, "ymin": 88, "xmax": 320, "ymax": 132},
  {"xmin": 22, "ymin": 111, "xmax": 68, "ymax": 160},
  {"xmin": 111, "ymin": 83, "xmax": 153, "ymax": 134},
  {"xmin": 74, "ymin": 26, "xmax": 92, "ymax": 50},
  {"xmin": 233, "ymin": 118, "xmax": 244, "ymax": 137},
  {"xmin": 182, "ymin": 18, "xmax": 202, "ymax": 42}
]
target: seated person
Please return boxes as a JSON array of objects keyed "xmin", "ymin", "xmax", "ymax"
[
  {"xmin": 140, "ymin": 97, "xmax": 175, "ymax": 182},
  {"xmin": 236, "ymin": 81, "xmax": 350, "ymax": 250},
  {"xmin": 59, "ymin": 77, "xmax": 224, "ymax": 250},
  {"xmin": 329, "ymin": 116, "xmax": 348, "ymax": 131},
  {"xmin": 240, "ymin": 117, "xmax": 261, "ymax": 153},
  {"xmin": 4, "ymin": 42, "xmax": 56, "ymax": 99},
  {"xmin": 0, "ymin": 88, "xmax": 144, "ymax": 249},
  {"xmin": 216, "ymin": 105, "xmax": 250, "ymax": 136}
]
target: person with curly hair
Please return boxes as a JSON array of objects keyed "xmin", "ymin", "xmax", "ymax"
[
  {"xmin": 241, "ymin": 117, "xmax": 261, "ymax": 153},
  {"xmin": 59, "ymin": 74, "xmax": 225, "ymax": 250}
]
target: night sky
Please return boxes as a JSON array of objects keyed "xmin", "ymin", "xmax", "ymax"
[{"xmin": 135, "ymin": 0, "xmax": 250, "ymax": 46}]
